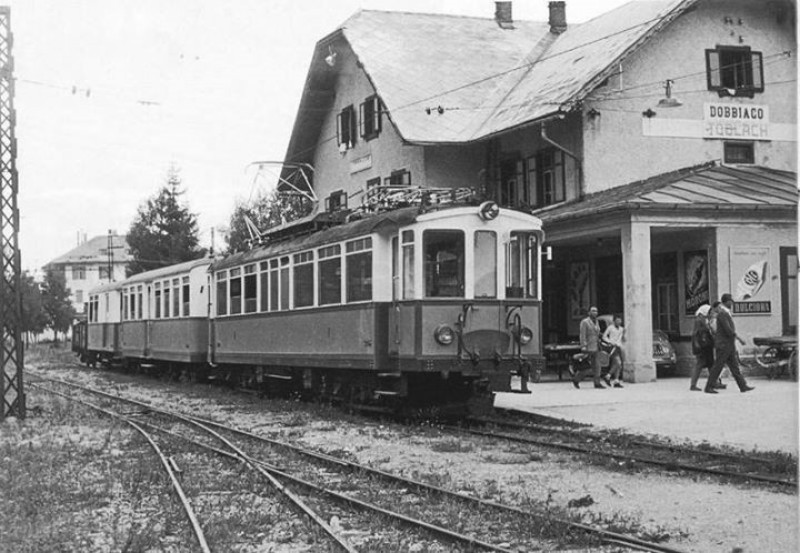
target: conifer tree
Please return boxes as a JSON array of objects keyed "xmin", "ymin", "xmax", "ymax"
[{"xmin": 127, "ymin": 167, "xmax": 206, "ymax": 275}]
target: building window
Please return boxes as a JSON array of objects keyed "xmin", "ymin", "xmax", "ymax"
[
  {"xmin": 72, "ymin": 266, "xmax": 86, "ymax": 280},
  {"xmin": 724, "ymin": 141, "xmax": 755, "ymax": 164},
  {"xmin": 359, "ymin": 95, "xmax": 382, "ymax": 140},
  {"xmin": 528, "ymin": 149, "xmax": 566, "ymax": 208},
  {"xmin": 384, "ymin": 169, "xmax": 411, "ymax": 186},
  {"xmin": 424, "ymin": 230, "xmax": 464, "ymax": 298},
  {"xmin": 336, "ymin": 105, "xmax": 357, "ymax": 149},
  {"xmin": 99, "ymin": 266, "xmax": 110, "ymax": 280},
  {"xmin": 366, "ymin": 177, "xmax": 381, "ymax": 188},
  {"xmin": 293, "ymin": 251, "xmax": 314, "ymax": 308},
  {"xmin": 346, "ymin": 238, "xmax": 372, "ymax": 302},
  {"xmin": 706, "ymin": 46, "xmax": 763, "ymax": 97},
  {"xmin": 325, "ymin": 190, "xmax": 347, "ymax": 212}
]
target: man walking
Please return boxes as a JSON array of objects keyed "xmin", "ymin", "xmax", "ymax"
[
  {"xmin": 575, "ymin": 306, "xmax": 605, "ymax": 389},
  {"xmin": 704, "ymin": 293, "xmax": 754, "ymax": 394}
]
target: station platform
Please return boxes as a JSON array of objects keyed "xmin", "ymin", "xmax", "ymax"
[{"xmin": 495, "ymin": 376, "xmax": 799, "ymax": 455}]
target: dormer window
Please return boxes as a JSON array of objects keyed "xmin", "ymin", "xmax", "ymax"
[
  {"xmin": 336, "ymin": 105, "xmax": 357, "ymax": 150},
  {"xmin": 706, "ymin": 46, "xmax": 763, "ymax": 97},
  {"xmin": 359, "ymin": 95, "xmax": 382, "ymax": 140}
]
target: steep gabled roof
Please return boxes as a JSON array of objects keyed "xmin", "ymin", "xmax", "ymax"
[
  {"xmin": 46, "ymin": 234, "xmax": 131, "ymax": 267},
  {"xmin": 284, "ymin": 0, "xmax": 695, "ymax": 164}
]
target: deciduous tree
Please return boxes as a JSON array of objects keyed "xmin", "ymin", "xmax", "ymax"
[
  {"xmin": 226, "ymin": 189, "xmax": 313, "ymax": 253},
  {"xmin": 20, "ymin": 271, "xmax": 48, "ymax": 344},
  {"xmin": 127, "ymin": 167, "xmax": 206, "ymax": 275},
  {"xmin": 41, "ymin": 267, "xmax": 75, "ymax": 342}
]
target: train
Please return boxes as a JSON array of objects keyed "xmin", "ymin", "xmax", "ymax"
[{"xmin": 72, "ymin": 197, "xmax": 545, "ymax": 411}]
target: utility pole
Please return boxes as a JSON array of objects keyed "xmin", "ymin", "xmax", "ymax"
[{"xmin": 0, "ymin": 6, "xmax": 23, "ymax": 420}]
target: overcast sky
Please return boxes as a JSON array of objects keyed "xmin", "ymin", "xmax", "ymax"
[{"xmin": 10, "ymin": 0, "xmax": 629, "ymax": 272}]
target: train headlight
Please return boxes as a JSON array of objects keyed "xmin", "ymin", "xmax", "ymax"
[
  {"xmin": 433, "ymin": 324, "xmax": 455, "ymax": 345},
  {"xmin": 518, "ymin": 326, "xmax": 533, "ymax": 345},
  {"xmin": 478, "ymin": 201, "xmax": 500, "ymax": 221}
]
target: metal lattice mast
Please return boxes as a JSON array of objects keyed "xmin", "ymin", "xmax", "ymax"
[{"xmin": 0, "ymin": 6, "xmax": 23, "ymax": 420}]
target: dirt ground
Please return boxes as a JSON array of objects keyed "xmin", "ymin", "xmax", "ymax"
[{"xmin": 14, "ymin": 360, "xmax": 795, "ymax": 553}]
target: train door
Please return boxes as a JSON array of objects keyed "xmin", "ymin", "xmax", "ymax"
[{"xmin": 145, "ymin": 285, "xmax": 152, "ymax": 356}]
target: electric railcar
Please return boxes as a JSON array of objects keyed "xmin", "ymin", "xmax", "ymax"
[{"xmin": 77, "ymin": 202, "xmax": 545, "ymax": 408}]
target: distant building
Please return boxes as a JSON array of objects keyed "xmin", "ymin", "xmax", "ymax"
[{"xmin": 44, "ymin": 233, "xmax": 131, "ymax": 314}]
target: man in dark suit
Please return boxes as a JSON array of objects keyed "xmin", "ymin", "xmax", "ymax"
[
  {"xmin": 574, "ymin": 306, "xmax": 605, "ymax": 389},
  {"xmin": 705, "ymin": 293, "xmax": 755, "ymax": 394}
]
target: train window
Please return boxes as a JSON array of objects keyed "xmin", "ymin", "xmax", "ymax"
[
  {"xmin": 137, "ymin": 286, "xmax": 143, "ymax": 319},
  {"xmin": 172, "ymin": 278, "xmax": 180, "ymax": 318},
  {"xmin": 164, "ymin": 284, "xmax": 171, "ymax": 318},
  {"xmin": 182, "ymin": 277, "xmax": 189, "ymax": 317},
  {"xmin": 229, "ymin": 268, "xmax": 242, "ymax": 315},
  {"xmin": 244, "ymin": 264, "xmax": 257, "ymax": 313},
  {"xmin": 402, "ymin": 231, "xmax": 414, "ymax": 299},
  {"xmin": 123, "ymin": 292, "xmax": 129, "ymax": 321},
  {"xmin": 155, "ymin": 283, "xmax": 162, "ymax": 318},
  {"xmin": 216, "ymin": 271, "xmax": 227, "ymax": 316},
  {"xmin": 319, "ymin": 245, "xmax": 341, "ymax": 305},
  {"xmin": 506, "ymin": 232, "xmax": 538, "ymax": 299},
  {"xmin": 346, "ymin": 238, "xmax": 372, "ymax": 302},
  {"xmin": 294, "ymin": 251, "xmax": 314, "ymax": 308},
  {"xmin": 259, "ymin": 262, "xmax": 270, "ymax": 312},
  {"xmin": 130, "ymin": 290, "xmax": 137, "ymax": 320},
  {"xmin": 424, "ymin": 230, "xmax": 464, "ymax": 298},
  {"xmin": 280, "ymin": 257, "xmax": 290, "ymax": 311},
  {"xmin": 474, "ymin": 231, "xmax": 497, "ymax": 298},
  {"xmin": 269, "ymin": 261, "xmax": 279, "ymax": 311}
]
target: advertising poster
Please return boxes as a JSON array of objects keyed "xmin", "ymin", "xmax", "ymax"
[
  {"xmin": 569, "ymin": 261, "xmax": 590, "ymax": 320},
  {"xmin": 684, "ymin": 250, "xmax": 709, "ymax": 315},
  {"xmin": 729, "ymin": 246, "xmax": 772, "ymax": 315}
]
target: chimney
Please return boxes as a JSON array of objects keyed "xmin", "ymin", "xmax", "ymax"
[
  {"xmin": 549, "ymin": 1, "xmax": 567, "ymax": 34},
  {"xmin": 495, "ymin": 1, "xmax": 514, "ymax": 29}
]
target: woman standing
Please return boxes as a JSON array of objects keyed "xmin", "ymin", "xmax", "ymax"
[{"xmin": 690, "ymin": 304, "xmax": 714, "ymax": 391}]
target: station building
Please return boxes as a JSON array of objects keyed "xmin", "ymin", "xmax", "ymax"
[{"xmin": 278, "ymin": 0, "xmax": 797, "ymax": 381}]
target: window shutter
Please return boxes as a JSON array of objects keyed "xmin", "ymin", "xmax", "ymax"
[
  {"xmin": 348, "ymin": 107, "xmax": 357, "ymax": 146},
  {"xmin": 336, "ymin": 112, "xmax": 343, "ymax": 145},
  {"xmin": 706, "ymin": 49, "xmax": 721, "ymax": 89},
  {"xmin": 751, "ymin": 51, "xmax": 763, "ymax": 91},
  {"xmin": 359, "ymin": 102, "xmax": 366, "ymax": 138},
  {"xmin": 374, "ymin": 97, "xmax": 382, "ymax": 134}
]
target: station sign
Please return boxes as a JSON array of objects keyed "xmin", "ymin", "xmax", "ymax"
[{"xmin": 704, "ymin": 103, "xmax": 770, "ymax": 141}]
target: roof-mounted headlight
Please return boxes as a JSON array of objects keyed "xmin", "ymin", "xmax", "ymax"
[{"xmin": 478, "ymin": 201, "xmax": 500, "ymax": 221}]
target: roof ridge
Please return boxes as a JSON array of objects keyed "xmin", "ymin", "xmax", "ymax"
[{"xmin": 354, "ymin": 8, "xmax": 548, "ymax": 23}]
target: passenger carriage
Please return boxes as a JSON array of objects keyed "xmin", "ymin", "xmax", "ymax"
[
  {"xmin": 210, "ymin": 201, "xmax": 545, "ymax": 405},
  {"xmin": 119, "ymin": 258, "xmax": 212, "ymax": 366},
  {"xmin": 86, "ymin": 282, "xmax": 123, "ymax": 366}
]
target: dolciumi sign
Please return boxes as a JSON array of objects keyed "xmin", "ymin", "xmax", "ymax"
[{"xmin": 704, "ymin": 102, "xmax": 770, "ymax": 140}]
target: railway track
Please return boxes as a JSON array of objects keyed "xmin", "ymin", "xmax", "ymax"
[
  {"xmin": 455, "ymin": 414, "xmax": 797, "ymax": 489},
  {"xmin": 29, "ymin": 372, "xmax": 691, "ymax": 553}
]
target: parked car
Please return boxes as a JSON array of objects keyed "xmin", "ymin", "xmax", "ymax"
[{"xmin": 597, "ymin": 315, "xmax": 677, "ymax": 377}]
